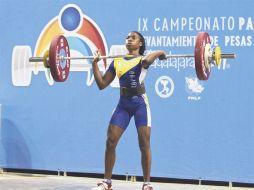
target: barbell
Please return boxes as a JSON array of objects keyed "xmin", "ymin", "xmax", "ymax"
[{"xmin": 24, "ymin": 32, "xmax": 236, "ymax": 82}]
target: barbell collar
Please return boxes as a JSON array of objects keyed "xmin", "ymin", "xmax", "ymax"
[{"xmin": 29, "ymin": 57, "xmax": 45, "ymax": 62}]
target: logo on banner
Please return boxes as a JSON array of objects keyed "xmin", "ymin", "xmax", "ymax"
[
  {"xmin": 185, "ymin": 76, "xmax": 204, "ymax": 101},
  {"xmin": 34, "ymin": 4, "xmax": 109, "ymax": 86},
  {"xmin": 155, "ymin": 76, "xmax": 174, "ymax": 98}
]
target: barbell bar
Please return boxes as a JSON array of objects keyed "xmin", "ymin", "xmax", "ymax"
[{"xmin": 29, "ymin": 53, "xmax": 235, "ymax": 61}]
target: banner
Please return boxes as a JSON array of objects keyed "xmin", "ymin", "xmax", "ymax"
[{"xmin": 0, "ymin": 0, "xmax": 253, "ymax": 183}]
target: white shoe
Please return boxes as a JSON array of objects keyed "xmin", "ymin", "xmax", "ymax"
[
  {"xmin": 142, "ymin": 183, "xmax": 154, "ymax": 190},
  {"xmin": 91, "ymin": 181, "xmax": 113, "ymax": 190}
]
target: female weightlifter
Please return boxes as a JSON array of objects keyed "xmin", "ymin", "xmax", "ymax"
[{"xmin": 91, "ymin": 31, "xmax": 167, "ymax": 190}]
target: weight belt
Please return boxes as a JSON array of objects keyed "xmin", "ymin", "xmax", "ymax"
[{"xmin": 120, "ymin": 83, "xmax": 146, "ymax": 97}]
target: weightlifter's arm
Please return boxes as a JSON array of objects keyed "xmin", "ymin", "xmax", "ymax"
[
  {"xmin": 141, "ymin": 50, "xmax": 167, "ymax": 68},
  {"xmin": 92, "ymin": 50, "xmax": 115, "ymax": 90}
]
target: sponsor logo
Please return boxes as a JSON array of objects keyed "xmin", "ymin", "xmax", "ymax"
[
  {"xmin": 155, "ymin": 76, "xmax": 174, "ymax": 98},
  {"xmin": 185, "ymin": 76, "xmax": 204, "ymax": 101}
]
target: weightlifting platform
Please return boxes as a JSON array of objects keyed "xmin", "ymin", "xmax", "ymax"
[{"xmin": 0, "ymin": 172, "xmax": 252, "ymax": 190}]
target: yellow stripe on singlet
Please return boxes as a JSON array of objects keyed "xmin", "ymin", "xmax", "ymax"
[{"xmin": 114, "ymin": 56, "xmax": 142, "ymax": 78}]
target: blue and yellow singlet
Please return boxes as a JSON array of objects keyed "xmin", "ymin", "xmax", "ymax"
[
  {"xmin": 108, "ymin": 55, "xmax": 147, "ymax": 88},
  {"xmin": 107, "ymin": 55, "xmax": 152, "ymax": 129}
]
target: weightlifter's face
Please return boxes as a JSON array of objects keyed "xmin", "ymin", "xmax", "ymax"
[{"xmin": 125, "ymin": 32, "xmax": 142, "ymax": 53}]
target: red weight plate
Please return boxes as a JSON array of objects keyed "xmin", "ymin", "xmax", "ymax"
[
  {"xmin": 49, "ymin": 35, "xmax": 70, "ymax": 82},
  {"xmin": 194, "ymin": 32, "xmax": 211, "ymax": 80}
]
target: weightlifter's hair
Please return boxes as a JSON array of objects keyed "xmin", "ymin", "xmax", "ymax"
[{"xmin": 132, "ymin": 31, "xmax": 146, "ymax": 55}]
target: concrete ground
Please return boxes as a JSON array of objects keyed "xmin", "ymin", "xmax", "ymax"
[{"xmin": 0, "ymin": 173, "xmax": 252, "ymax": 190}]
